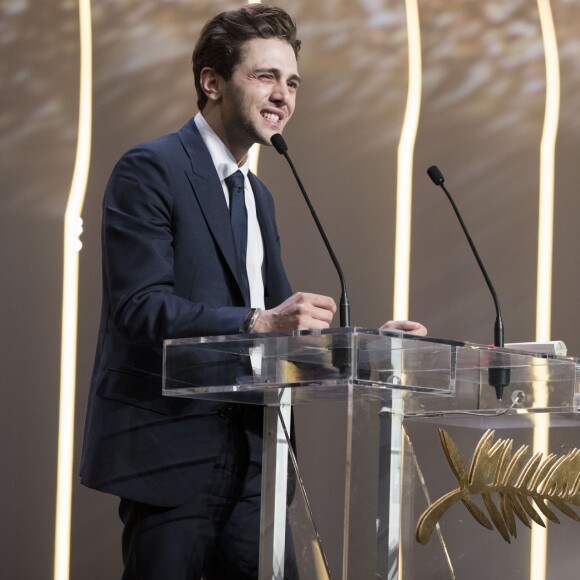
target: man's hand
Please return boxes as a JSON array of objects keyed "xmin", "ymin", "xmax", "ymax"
[
  {"xmin": 380, "ymin": 320, "xmax": 428, "ymax": 336},
  {"xmin": 252, "ymin": 292, "xmax": 336, "ymax": 332}
]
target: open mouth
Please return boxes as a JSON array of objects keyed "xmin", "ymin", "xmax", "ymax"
[{"xmin": 262, "ymin": 111, "xmax": 281, "ymax": 123}]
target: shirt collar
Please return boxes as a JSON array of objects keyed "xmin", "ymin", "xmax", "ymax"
[{"xmin": 194, "ymin": 112, "xmax": 250, "ymax": 181}]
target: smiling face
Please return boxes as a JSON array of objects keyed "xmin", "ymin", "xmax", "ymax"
[{"xmin": 201, "ymin": 37, "xmax": 300, "ymax": 162}]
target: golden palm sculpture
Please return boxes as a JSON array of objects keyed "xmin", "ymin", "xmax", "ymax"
[{"xmin": 416, "ymin": 428, "xmax": 580, "ymax": 544}]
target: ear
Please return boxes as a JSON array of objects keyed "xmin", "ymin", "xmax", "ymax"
[{"xmin": 199, "ymin": 67, "xmax": 223, "ymax": 103}]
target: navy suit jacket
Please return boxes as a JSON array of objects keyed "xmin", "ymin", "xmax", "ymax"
[{"xmin": 80, "ymin": 118, "xmax": 292, "ymax": 506}]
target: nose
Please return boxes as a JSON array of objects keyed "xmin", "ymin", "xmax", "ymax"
[{"xmin": 270, "ymin": 80, "xmax": 291, "ymax": 107}]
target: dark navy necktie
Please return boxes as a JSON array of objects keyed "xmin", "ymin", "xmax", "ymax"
[{"xmin": 225, "ymin": 170, "xmax": 250, "ymax": 304}]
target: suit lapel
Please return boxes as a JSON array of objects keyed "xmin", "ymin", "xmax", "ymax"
[
  {"xmin": 250, "ymin": 172, "xmax": 292, "ymax": 304},
  {"xmin": 249, "ymin": 173, "xmax": 277, "ymax": 264},
  {"xmin": 177, "ymin": 119, "xmax": 248, "ymax": 304}
]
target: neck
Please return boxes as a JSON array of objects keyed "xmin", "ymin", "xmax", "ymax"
[{"xmin": 201, "ymin": 109, "xmax": 249, "ymax": 165}]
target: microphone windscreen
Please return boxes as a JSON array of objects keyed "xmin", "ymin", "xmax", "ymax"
[
  {"xmin": 270, "ymin": 133, "xmax": 288, "ymax": 154},
  {"xmin": 427, "ymin": 165, "xmax": 445, "ymax": 185}
]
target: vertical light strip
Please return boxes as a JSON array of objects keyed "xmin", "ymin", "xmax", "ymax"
[
  {"xmin": 530, "ymin": 396, "xmax": 550, "ymax": 580},
  {"xmin": 393, "ymin": 0, "xmax": 422, "ymax": 319},
  {"xmin": 249, "ymin": 143, "xmax": 261, "ymax": 175},
  {"xmin": 531, "ymin": 3, "xmax": 559, "ymax": 579},
  {"xmin": 54, "ymin": 1, "xmax": 92, "ymax": 579},
  {"xmin": 535, "ymin": 0, "xmax": 560, "ymax": 342},
  {"xmin": 248, "ymin": 0, "xmax": 261, "ymax": 175}
]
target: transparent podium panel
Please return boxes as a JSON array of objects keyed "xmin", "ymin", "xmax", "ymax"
[
  {"xmin": 163, "ymin": 329, "xmax": 580, "ymax": 579},
  {"xmin": 163, "ymin": 329, "xmax": 458, "ymax": 405},
  {"xmin": 399, "ymin": 412, "xmax": 580, "ymax": 580}
]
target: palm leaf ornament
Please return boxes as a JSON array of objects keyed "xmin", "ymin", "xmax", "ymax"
[{"xmin": 415, "ymin": 428, "xmax": 580, "ymax": 544}]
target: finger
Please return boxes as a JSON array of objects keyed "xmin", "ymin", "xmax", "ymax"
[
  {"xmin": 381, "ymin": 320, "xmax": 427, "ymax": 335},
  {"xmin": 308, "ymin": 305, "xmax": 335, "ymax": 324},
  {"xmin": 296, "ymin": 292, "xmax": 337, "ymax": 313},
  {"xmin": 407, "ymin": 325, "xmax": 428, "ymax": 336},
  {"xmin": 386, "ymin": 320, "xmax": 418, "ymax": 330},
  {"xmin": 293, "ymin": 303, "xmax": 334, "ymax": 328}
]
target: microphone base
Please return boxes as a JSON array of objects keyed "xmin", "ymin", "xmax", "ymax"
[
  {"xmin": 331, "ymin": 345, "xmax": 352, "ymax": 375},
  {"xmin": 488, "ymin": 366, "xmax": 511, "ymax": 401}
]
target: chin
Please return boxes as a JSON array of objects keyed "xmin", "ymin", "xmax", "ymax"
[
  {"xmin": 261, "ymin": 121, "xmax": 284, "ymax": 136},
  {"xmin": 256, "ymin": 129, "xmax": 276, "ymax": 145}
]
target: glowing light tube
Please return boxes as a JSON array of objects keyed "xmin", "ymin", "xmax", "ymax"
[
  {"xmin": 54, "ymin": 1, "xmax": 92, "ymax": 579},
  {"xmin": 393, "ymin": 0, "xmax": 422, "ymax": 320},
  {"xmin": 532, "ymin": 3, "xmax": 560, "ymax": 579}
]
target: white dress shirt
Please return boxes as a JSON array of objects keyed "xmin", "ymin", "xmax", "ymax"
[{"xmin": 194, "ymin": 113, "xmax": 265, "ymax": 309}]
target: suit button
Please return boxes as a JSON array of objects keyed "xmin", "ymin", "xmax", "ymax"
[{"xmin": 218, "ymin": 406, "xmax": 232, "ymax": 418}]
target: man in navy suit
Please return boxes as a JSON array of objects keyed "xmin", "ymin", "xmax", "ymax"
[{"xmin": 80, "ymin": 4, "xmax": 426, "ymax": 579}]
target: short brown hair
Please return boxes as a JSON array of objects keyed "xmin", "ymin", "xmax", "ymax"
[{"xmin": 192, "ymin": 4, "xmax": 301, "ymax": 110}]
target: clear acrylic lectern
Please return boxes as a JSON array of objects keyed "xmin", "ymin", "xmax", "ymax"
[{"xmin": 163, "ymin": 329, "xmax": 580, "ymax": 579}]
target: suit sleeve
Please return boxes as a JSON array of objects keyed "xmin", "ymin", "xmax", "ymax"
[{"xmin": 102, "ymin": 145, "xmax": 248, "ymax": 346}]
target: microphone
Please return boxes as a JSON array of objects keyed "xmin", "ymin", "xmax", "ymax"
[
  {"xmin": 271, "ymin": 133, "xmax": 350, "ymax": 327},
  {"xmin": 427, "ymin": 165, "xmax": 509, "ymax": 400}
]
